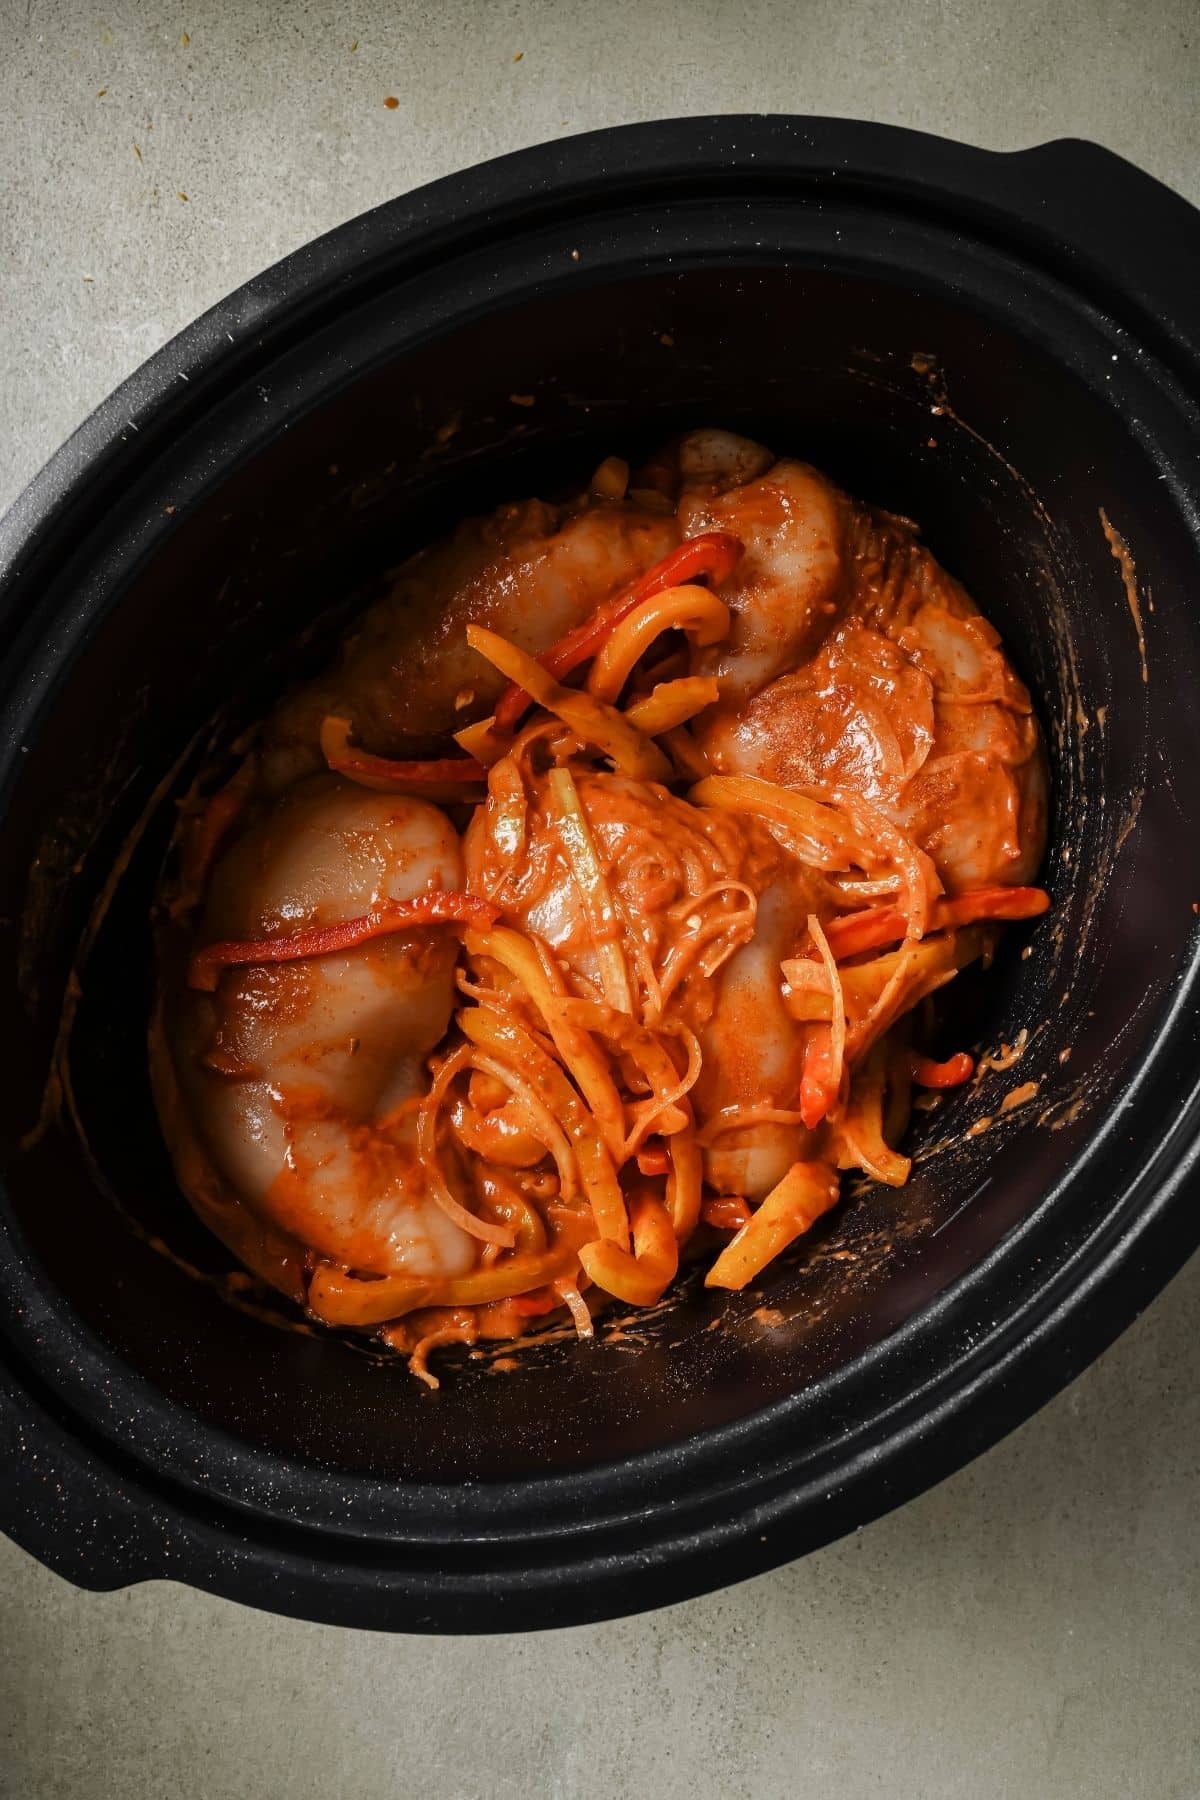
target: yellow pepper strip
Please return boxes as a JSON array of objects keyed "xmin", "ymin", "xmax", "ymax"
[
  {"xmin": 452, "ymin": 715, "xmax": 511, "ymax": 766},
  {"xmin": 307, "ymin": 1242, "xmax": 580, "ymax": 1329},
  {"xmin": 781, "ymin": 925, "xmax": 989, "ymax": 1024},
  {"xmin": 579, "ymin": 1193, "xmax": 679, "ymax": 1307},
  {"xmin": 554, "ymin": 994, "xmax": 698, "ymax": 1153},
  {"xmin": 690, "ymin": 774, "xmax": 872, "ymax": 871},
  {"xmin": 625, "ymin": 676, "xmax": 721, "ymax": 737},
  {"xmin": 459, "ymin": 1005, "xmax": 630, "ymax": 1249},
  {"xmin": 833, "ymin": 1043, "xmax": 912, "ymax": 1188},
  {"xmin": 666, "ymin": 1122, "xmax": 703, "ymax": 1238},
  {"xmin": 587, "ymin": 585, "xmax": 730, "ymax": 703},
  {"xmin": 704, "ymin": 1160, "xmax": 840, "ymax": 1291},
  {"xmin": 466, "ymin": 624, "xmax": 671, "ymax": 781},
  {"xmin": 472, "ymin": 1168, "xmax": 548, "ymax": 1253}
]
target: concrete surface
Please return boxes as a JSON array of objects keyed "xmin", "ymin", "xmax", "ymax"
[{"xmin": 1, "ymin": 1, "xmax": 1198, "ymax": 1795}]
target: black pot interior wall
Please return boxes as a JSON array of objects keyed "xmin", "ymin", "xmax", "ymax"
[{"xmin": 2, "ymin": 262, "xmax": 1195, "ymax": 1482}]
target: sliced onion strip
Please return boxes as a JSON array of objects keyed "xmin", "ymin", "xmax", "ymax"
[
  {"xmin": 417, "ymin": 1047, "xmax": 518, "ymax": 1248},
  {"xmin": 546, "ymin": 765, "xmax": 635, "ymax": 1016}
]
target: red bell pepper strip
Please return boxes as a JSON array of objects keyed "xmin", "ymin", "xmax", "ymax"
[
  {"xmin": 700, "ymin": 1194, "xmax": 753, "ymax": 1232},
  {"xmin": 911, "ymin": 1050, "xmax": 975, "ymax": 1089},
  {"xmin": 188, "ymin": 891, "xmax": 499, "ymax": 991},
  {"xmin": 321, "ymin": 716, "xmax": 485, "ymax": 792},
  {"xmin": 493, "ymin": 530, "xmax": 744, "ymax": 731},
  {"xmin": 799, "ymin": 1026, "xmax": 839, "ymax": 1129},
  {"xmin": 824, "ymin": 885, "xmax": 1050, "ymax": 961},
  {"xmin": 635, "ymin": 1146, "xmax": 671, "ymax": 1177},
  {"xmin": 509, "ymin": 1289, "xmax": 559, "ymax": 1317}
]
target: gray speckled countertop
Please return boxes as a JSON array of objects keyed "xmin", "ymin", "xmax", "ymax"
[{"xmin": 2, "ymin": 3, "xmax": 1199, "ymax": 1796}]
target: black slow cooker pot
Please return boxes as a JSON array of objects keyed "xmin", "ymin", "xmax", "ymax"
[{"xmin": 2, "ymin": 117, "xmax": 1199, "ymax": 1633}]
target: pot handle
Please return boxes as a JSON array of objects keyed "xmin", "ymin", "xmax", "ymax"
[
  {"xmin": 0, "ymin": 1365, "xmax": 161, "ymax": 1592},
  {"xmin": 997, "ymin": 137, "xmax": 1200, "ymax": 384}
]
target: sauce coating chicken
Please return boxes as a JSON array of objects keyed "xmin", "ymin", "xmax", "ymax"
[
  {"xmin": 166, "ymin": 780, "xmax": 475, "ymax": 1279},
  {"xmin": 260, "ymin": 494, "xmax": 678, "ymax": 790},
  {"xmin": 678, "ymin": 433, "xmax": 1045, "ymax": 892},
  {"xmin": 463, "ymin": 770, "xmax": 826, "ymax": 1200},
  {"xmin": 154, "ymin": 430, "xmax": 1049, "ymax": 1377}
]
